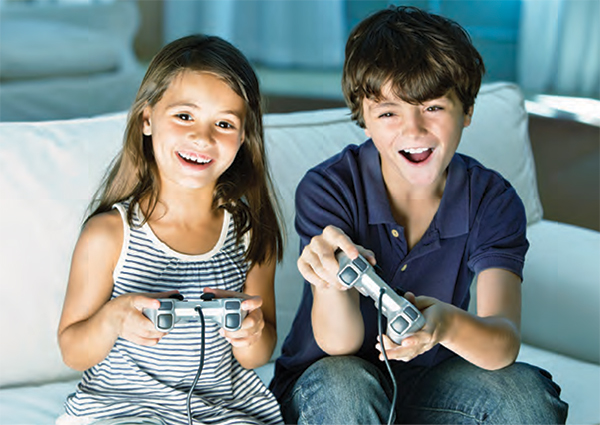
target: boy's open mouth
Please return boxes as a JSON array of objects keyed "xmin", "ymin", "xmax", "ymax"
[{"xmin": 400, "ymin": 147, "xmax": 433, "ymax": 163}]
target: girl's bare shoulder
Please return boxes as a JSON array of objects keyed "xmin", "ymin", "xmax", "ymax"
[{"xmin": 77, "ymin": 209, "xmax": 124, "ymax": 258}]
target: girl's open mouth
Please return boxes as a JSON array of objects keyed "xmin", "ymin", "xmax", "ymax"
[
  {"xmin": 177, "ymin": 151, "xmax": 212, "ymax": 166},
  {"xmin": 400, "ymin": 147, "xmax": 433, "ymax": 164}
]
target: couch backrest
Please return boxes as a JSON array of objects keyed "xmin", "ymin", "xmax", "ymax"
[{"xmin": 0, "ymin": 82, "xmax": 541, "ymax": 387}]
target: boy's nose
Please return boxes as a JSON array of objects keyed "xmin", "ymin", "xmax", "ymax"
[{"xmin": 402, "ymin": 111, "xmax": 426, "ymax": 137}]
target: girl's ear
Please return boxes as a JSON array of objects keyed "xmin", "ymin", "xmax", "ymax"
[
  {"xmin": 463, "ymin": 106, "xmax": 474, "ymax": 128},
  {"xmin": 142, "ymin": 106, "xmax": 152, "ymax": 136}
]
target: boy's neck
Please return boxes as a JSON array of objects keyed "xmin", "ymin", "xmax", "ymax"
[{"xmin": 383, "ymin": 170, "xmax": 447, "ymax": 250}]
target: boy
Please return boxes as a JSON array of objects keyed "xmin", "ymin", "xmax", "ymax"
[{"xmin": 270, "ymin": 6, "xmax": 567, "ymax": 424}]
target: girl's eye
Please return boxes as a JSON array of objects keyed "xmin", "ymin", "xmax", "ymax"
[
  {"xmin": 426, "ymin": 106, "xmax": 443, "ymax": 112},
  {"xmin": 379, "ymin": 112, "xmax": 394, "ymax": 118},
  {"xmin": 176, "ymin": 113, "xmax": 192, "ymax": 121},
  {"xmin": 217, "ymin": 121, "xmax": 234, "ymax": 129}
]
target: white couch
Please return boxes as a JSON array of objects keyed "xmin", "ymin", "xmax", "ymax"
[
  {"xmin": 0, "ymin": 1, "xmax": 144, "ymax": 122},
  {"xmin": 0, "ymin": 82, "xmax": 598, "ymax": 424}
]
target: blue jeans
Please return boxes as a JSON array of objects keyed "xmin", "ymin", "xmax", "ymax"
[{"xmin": 281, "ymin": 356, "xmax": 568, "ymax": 424}]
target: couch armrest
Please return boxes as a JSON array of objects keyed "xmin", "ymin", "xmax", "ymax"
[{"xmin": 521, "ymin": 220, "xmax": 599, "ymax": 364}]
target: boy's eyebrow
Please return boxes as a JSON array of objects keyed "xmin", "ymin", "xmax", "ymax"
[{"xmin": 367, "ymin": 100, "xmax": 399, "ymax": 110}]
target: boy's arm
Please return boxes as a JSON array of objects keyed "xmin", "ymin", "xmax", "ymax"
[
  {"xmin": 377, "ymin": 268, "xmax": 521, "ymax": 370},
  {"xmin": 298, "ymin": 225, "xmax": 370, "ymax": 355},
  {"xmin": 295, "ymin": 165, "xmax": 372, "ymax": 356},
  {"xmin": 57, "ymin": 211, "xmax": 167, "ymax": 371}
]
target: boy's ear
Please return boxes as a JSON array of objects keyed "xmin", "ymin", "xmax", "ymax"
[
  {"xmin": 142, "ymin": 106, "xmax": 152, "ymax": 136},
  {"xmin": 364, "ymin": 128, "xmax": 372, "ymax": 139},
  {"xmin": 463, "ymin": 106, "xmax": 474, "ymax": 128}
]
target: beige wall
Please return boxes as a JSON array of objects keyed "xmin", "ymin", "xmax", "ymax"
[{"xmin": 134, "ymin": 0, "xmax": 164, "ymax": 61}]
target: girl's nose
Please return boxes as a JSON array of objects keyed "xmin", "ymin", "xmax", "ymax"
[{"xmin": 188, "ymin": 124, "xmax": 213, "ymax": 145}]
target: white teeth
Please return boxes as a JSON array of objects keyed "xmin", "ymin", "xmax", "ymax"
[
  {"xmin": 179, "ymin": 152, "xmax": 211, "ymax": 164},
  {"xmin": 402, "ymin": 147, "xmax": 430, "ymax": 154}
]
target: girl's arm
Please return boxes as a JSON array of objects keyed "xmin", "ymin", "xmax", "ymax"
[
  {"xmin": 211, "ymin": 256, "xmax": 279, "ymax": 369},
  {"xmin": 57, "ymin": 211, "xmax": 167, "ymax": 371},
  {"xmin": 377, "ymin": 268, "xmax": 521, "ymax": 370}
]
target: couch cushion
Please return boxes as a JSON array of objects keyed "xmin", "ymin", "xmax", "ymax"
[
  {"xmin": 0, "ymin": 113, "xmax": 127, "ymax": 387},
  {"xmin": 0, "ymin": 20, "xmax": 122, "ymax": 81}
]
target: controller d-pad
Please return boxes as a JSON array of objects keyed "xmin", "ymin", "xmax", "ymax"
[
  {"xmin": 225, "ymin": 313, "xmax": 240, "ymax": 329},
  {"xmin": 157, "ymin": 314, "xmax": 173, "ymax": 330},
  {"xmin": 339, "ymin": 267, "xmax": 359, "ymax": 285}
]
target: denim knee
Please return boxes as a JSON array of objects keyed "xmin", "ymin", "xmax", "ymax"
[
  {"xmin": 281, "ymin": 356, "xmax": 392, "ymax": 425},
  {"xmin": 402, "ymin": 358, "xmax": 568, "ymax": 424}
]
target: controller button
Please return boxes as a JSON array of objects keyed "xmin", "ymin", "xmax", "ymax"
[
  {"xmin": 339, "ymin": 267, "xmax": 359, "ymax": 285},
  {"xmin": 225, "ymin": 313, "xmax": 240, "ymax": 329},
  {"xmin": 158, "ymin": 314, "xmax": 173, "ymax": 330},
  {"xmin": 353, "ymin": 256, "xmax": 368, "ymax": 272},
  {"xmin": 390, "ymin": 316, "xmax": 409, "ymax": 334},
  {"xmin": 201, "ymin": 292, "xmax": 216, "ymax": 301},
  {"xmin": 159, "ymin": 300, "xmax": 173, "ymax": 311},
  {"xmin": 225, "ymin": 300, "xmax": 240, "ymax": 310},
  {"xmin": 405, "ymin": 306, "xmax": 419, "ymax": 320}
]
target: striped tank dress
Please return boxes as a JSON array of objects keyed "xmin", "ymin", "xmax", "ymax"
[{"xmin": 62, "ymin": 201, "xmax": 283, "ymax": 425}]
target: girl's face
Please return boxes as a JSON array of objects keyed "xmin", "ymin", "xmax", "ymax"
[
  {"xmin": 142, "ymin": 70, "xmax": 246, "ymax": 193},
  {"xmin": 362, "ymin": 82, "xmax": 472, "ymax": 195}
]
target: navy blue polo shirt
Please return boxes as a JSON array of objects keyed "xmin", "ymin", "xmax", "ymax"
[{"xmin": 270, "ymin": 139, "xmax": 529, "ymax": 400}]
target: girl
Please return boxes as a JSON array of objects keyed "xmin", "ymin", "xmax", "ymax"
[{"xmin": 57, "ymin": 35, "xmax": 284, "ymax": 425}]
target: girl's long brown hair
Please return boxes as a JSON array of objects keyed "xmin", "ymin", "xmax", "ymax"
[{"xmin": 88, "ymin": 35, "xmax": 283, "ymax": 265}]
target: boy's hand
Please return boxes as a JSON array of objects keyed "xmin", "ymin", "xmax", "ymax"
[
  {"xmin": 204, "ymin": 287, "xmax": 265, "ymax": 348},
  {"xmin": 375, "ymin": 292, "xmax": 449, "ymax": 362},
  {"xmin": 297, "ymin": 225, "xmax": 376, "ymax": 290},
  {"xmin": 113, "ymin": 290, "xmax": 180, "ymax": 346}
]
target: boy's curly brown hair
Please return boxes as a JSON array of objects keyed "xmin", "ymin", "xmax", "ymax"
[{"xmin": 342, "ymin": 6, "xmax": 485, "ymax": 128}]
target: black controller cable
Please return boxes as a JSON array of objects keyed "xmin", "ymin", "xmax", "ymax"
[
  {"xmin": 186, "ymin": 306, "xmax": 206, "ymax": 425},
  {"xmin": 378, "ymin": 288, "xmax": 397, "ymax": 425}
]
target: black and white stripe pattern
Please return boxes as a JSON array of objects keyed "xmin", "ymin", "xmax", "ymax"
[{"xmin": 64, "ymin": 202, "xmax": 283, "ymax": 425}]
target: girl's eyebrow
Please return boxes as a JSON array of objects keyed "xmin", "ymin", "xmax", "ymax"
[
  {"xmin": 165, "ymin": 102, "xmax": 245, "ymax": 119},
  {"xmin": 166, "ymin": 102, "xmax": 199, "ymax": 110}
]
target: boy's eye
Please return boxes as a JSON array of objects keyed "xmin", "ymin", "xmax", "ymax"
[
  {"xmin": 378, "ymin": 112, "xmax": 394, "ymax": 118},
  {"xmin": 426, "ymin": 106, "xmax": 443, "ymax": 112},
  {"xmin": 176, "ymin": 113, "xmax": 192, "ymax": 121}
]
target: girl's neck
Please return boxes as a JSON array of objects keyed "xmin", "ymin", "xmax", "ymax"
[{"xmin": 142, "ymin": 183, "xmax": 216, "ymax": 225}]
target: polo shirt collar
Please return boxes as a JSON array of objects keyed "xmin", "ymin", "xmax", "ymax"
[{"xmin": 360, "ymin": 140, "xmax": 469, "ymax": 239}]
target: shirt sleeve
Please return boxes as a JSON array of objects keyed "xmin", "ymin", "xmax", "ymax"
[
  {"xmin": 294, "ymin": 164, "xmax": 359, "ymax": 253},
  {"xmin": 467, "ymin": 180, "xmax": 529, "ymax": 280}
]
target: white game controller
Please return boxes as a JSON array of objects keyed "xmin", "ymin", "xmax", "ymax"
[
  {"xmin": 336, "ymin": 251, "xmax": 425, "ymax": 343},
  {"xmin": 143, "ymin": 293, "xmax": 246, "ymax": 332}
]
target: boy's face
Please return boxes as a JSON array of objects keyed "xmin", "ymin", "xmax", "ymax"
[{"xmin": 363, "ymin": 83, "xmax": 472, "ymax": 195}]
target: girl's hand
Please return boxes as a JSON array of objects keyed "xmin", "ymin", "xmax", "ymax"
[
  {"xmin": 375, "ymin": 292, "xmax": 450, "ymax": 362},
  {"xmin": 113, "ymin": 290, "xmax": 180, "ymax": 346},
  {"xmin": 297, "ymin": 225, "xmax": 376, "ymax": 291},
  {"xmin": 203, "ymin": 287, "xmax": 264, "ymax": 348}
]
